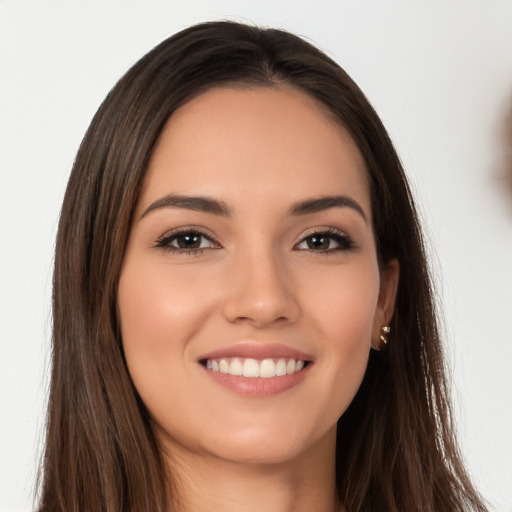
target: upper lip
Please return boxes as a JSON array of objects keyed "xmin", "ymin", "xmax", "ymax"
[{"xmin": 198, "ymin": 342, "xmax": 313, "ymax": 362}]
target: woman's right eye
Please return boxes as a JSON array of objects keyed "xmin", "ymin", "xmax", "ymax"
[{"xmin": 155, "ymin": 230, "xmax": 219, "ymax": 254}]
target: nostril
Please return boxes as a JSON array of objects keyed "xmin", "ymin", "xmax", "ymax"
[{"xmin": 221, "ymin": 269, "xmax": 300, "ymax": 327}]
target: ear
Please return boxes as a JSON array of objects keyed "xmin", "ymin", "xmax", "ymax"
[{"xmin": 371, "ymin": 259, "xmax": 399, "ymax": 350}]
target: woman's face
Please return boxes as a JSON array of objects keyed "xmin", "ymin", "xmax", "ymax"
[{"xmin": 118, "ymin": 86, "xmax": 398, "ymax": 466}]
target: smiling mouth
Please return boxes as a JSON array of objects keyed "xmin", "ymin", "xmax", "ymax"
[{"xmin": 201, "ymin": 357, "xmax": 309, "ymax": 378}]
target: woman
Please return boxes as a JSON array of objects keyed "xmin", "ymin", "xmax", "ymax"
[{"xmin": 37, "ymin": 21, "xmax": 487, "ymax": 512}]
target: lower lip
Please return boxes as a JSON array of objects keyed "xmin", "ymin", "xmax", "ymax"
[{"xmin": 201, "ymin": 364, "xmax": 311, "ymax": 397}]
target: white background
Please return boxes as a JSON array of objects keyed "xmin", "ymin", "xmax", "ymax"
[{"xmin": 1, "ymin": 1, "xmax": 511, "ymax": 511}]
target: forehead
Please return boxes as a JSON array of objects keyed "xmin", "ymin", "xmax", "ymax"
[{"xmin": 140, "ymin": 86, "xmax": 370, "ymax": 215}]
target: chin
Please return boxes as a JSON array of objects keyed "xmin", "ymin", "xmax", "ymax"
[
  {"xmin": 213, "ymin": 441, "xmax": 302, "ymax": 466},
  {"xmin": 197, "ymin": 421, "xmax": 336, "ymax": 467}
]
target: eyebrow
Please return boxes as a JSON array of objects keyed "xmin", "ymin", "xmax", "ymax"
[
  {"xmin": 140, "ymin": 193, "xmax": 367, "ymax": 222},
  {"xmin": 288, "ymin": 195, "xmax": 367, "ymax": 222},
  {"xmin": 141, "ymin": 194, "xmax": 232, "ymax": 219}
]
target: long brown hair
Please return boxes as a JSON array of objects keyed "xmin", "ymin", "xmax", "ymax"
[{"xmin": 38, "ymin": 21, "xmax": 487, "ymax": 512}]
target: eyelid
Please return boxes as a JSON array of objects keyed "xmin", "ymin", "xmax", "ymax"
[
  {"xmin": 294, "ymin": 226, "xmax": 355, "ymax": 251},
  {"xmin": 296, "ymin": 226, "xmax": 350, "ymax": 242},
  {"xmin": 154, "ymin": 226, "xmax": 222, "ymax": 252},
  {"xmin": 299, "ymin": 225, "xmax": 348, "ymax": 238}
]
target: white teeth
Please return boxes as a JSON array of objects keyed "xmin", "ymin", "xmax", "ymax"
[
  {"xmin": 205, "ymin": 357, "xmax": 307, "ymax": 378},
  {"xmin": 275, "ymin": 358, "xmax": 287, "ymax": 376},
  {"xmin": 243, "ymin": 358, "xmax": 260, "ymax": 377},
  {"xmin": 229, "ymin": 358, "xmax": 243, "ymax": 376},
  {"xmin": 219, "ymin": 359, "xmax": 229, "ymax": 374},
  {"xmin": 259, "ymin": 359, "xmax": 276, "ymax": 378}
]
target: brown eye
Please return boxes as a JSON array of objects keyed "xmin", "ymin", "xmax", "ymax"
[
  {"xmin": 295, "ymin": 230, "xmax": 354, "ymax": 252},
  {"xmin": 175, "ymin": 233, "xmax": 202, "ymax": 249},
  {"xmin": 305, "ymin": 234, "xmax": 331, "ymax": 250},
  {"xmin": 155, "ymin": 229, "xmax": 219, "ymax": 253}
]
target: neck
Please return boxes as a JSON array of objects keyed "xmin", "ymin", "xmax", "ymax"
[{"xmin": 162, "ymin": 428, "xmax": 340, "ymax": 512}]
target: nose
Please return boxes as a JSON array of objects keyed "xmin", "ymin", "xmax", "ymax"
[{"xmin": 222, "ymin": 249, "xmax": 300, "ymax": 328}]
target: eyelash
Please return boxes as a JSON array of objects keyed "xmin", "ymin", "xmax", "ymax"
[
  {"xmin": 154, "ymin": 228, "xmax": 219, "ymax": 256},
  {"xmin": 296, "ymin": 227, "xmax": 355, "ymax": 253},
  {"xmin": 154, "ymin": 227, "xmax": 355, "ymax": 256}
]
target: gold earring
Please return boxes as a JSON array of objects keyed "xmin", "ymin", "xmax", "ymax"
[{"xmin": 379, "ymin": 325, "xmax": 391, "ymax": 345}]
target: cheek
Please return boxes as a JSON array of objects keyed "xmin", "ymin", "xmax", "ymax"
[
  {"xmin": 117, "ymin": 257, "xmax": 212, "ymax": 402},
  {"xmin": 299, "ymin": 260, "xmax": 379, "ymax": 417},
  {"xmin": 119, "ymin": 259, "xmax": 211, "ymax": 346},
  {"xmin": 304, "ymin": 258, "xmax": 380, "ymax": 346}
]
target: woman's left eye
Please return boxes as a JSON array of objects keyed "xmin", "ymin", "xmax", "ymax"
[{"xmin": 295, "ymin": 230, "xmax": 354, "ymax": 252}]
